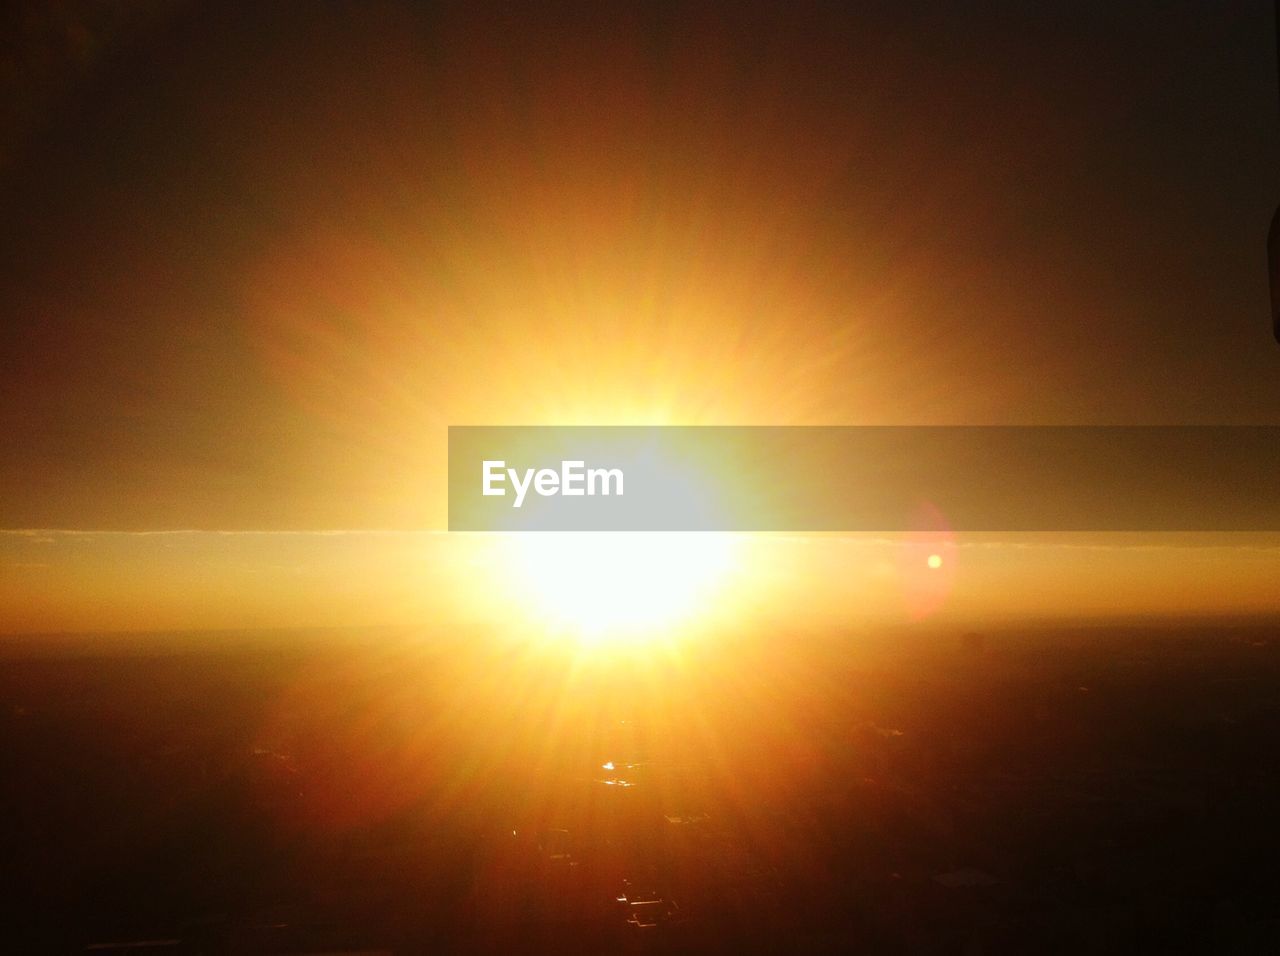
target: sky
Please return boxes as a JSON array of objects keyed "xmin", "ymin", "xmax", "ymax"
[{"xmin": 0, "ymin": 1, "xmax": 1278, "ymax": 634}]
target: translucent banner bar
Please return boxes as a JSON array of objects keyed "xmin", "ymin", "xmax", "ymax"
[{"xmin": 448, "ymin": 426, "xmax": 1280, "ymax": 531}]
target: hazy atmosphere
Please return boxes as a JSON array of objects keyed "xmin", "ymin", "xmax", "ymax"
[{"xmin": 2, "ymin": 2, "xmax": 1279, "ymax": 953}]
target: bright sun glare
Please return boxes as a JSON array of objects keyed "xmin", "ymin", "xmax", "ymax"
[{"xmin": 502, "ymin": 532, "xmax": 738, "ymax": 647}]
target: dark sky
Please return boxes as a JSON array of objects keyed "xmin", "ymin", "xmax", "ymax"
[{"xmin": 0, "ymin": 1, "xmax": 1277, "ymax": 530}]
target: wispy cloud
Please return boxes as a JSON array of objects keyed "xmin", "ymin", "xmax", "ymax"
[
  {"xmin": 0, "ymin": 529, "xmax": 446, "ymax": 539},
  {"xmin": 2, "ymin": 529, "xmax": 1279, "ymax": 555}
]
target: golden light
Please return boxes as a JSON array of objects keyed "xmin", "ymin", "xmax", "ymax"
[
  {"xmin": 927, "ymin": 553, "xmax": 943, "ymax": 569},
  {"xmin": 499, "ymin": 532, "xmax": 739, "ymax": 648}
]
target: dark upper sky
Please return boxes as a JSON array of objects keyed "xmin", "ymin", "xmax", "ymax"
[{"xmin": 0, "ymin": 1, "xmax": 1277, "ymax": 530}]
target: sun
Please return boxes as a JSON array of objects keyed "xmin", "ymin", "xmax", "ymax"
[{"xmin": 500, "ymin": 532, "xmax": 739, "ymax": 647}]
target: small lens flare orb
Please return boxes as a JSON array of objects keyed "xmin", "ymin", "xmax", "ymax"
[{"xmin": 927, "ymin": 553, "xmax": 943, "ymax": 570}]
